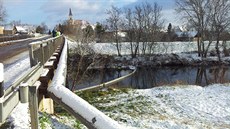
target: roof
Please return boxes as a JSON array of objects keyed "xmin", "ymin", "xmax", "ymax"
[
  {"xmin": 15, "ymin": 26, "xmax": 27, "ymax": 33},
  {"xmin": 4, "ymin": 25, "xmax": 14, "ymax": 30}
]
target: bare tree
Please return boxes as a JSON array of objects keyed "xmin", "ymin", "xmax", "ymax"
[
  {"xmin": 176, "ymin": 0, "xmax": 230, "ymax": 62},
  {"xmin": 124, "ymin": 8, "xmax": 136, "ymax": 57},
  {"xmin": 106, "ymin": 5, "xmax": 122, "ymax": 56},
  {"xmin": 0, "ymin": 0, "xmax": 6, "ymax": 23},
  {"xmin": 81, "ymin": 25, "xmax": 94, "ymax": 43},
  {"xmin": 67, "ymin": 43, "xmax": 99, "ymax": 91},
  {"xmin": 133, "ymin": 5, "xmax": 143, "ymax": 56},
  {"xmin": 148, "ymin": 2, "xmax": 164, "ymax": 55},
  {"xmin": 123, "ymin": 2, "xmax": 164, "ymax": 57},
  {"xmin": 67, "ymin": 27, "xmax": 102, "ymax": 91},
  {"xmin": 175, "ymin": 0, "xmax": 211, "ymax": 58},
  {"xmin": 36, "ymin": 22, "xmax": 48, "ymax": 34},
  {"xmin": 10, "ymin": 20, "xmax": 22, "ymax": 26},
  {"xmin": 209, "ymin": 0, "xmax": 230, "ymax": 61},
  {"xmin": 60, "ymin": 20, "xmax": 78, "ymax": 39}
]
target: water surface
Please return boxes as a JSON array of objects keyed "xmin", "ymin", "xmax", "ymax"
[{"xmin": 74, "ymin": 66, "xmax": 230, "ymax": 90}]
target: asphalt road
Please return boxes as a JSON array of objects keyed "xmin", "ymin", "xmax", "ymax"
[
  {"xmin": 0, "ymin": 35, "xmax": 52, "ymax": 63},
  {"xmin": 0, "ymin": 35, "xmax": 52, "ymax": 88}
]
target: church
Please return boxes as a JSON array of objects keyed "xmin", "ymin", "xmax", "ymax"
[{"xmin": 67, "ymin": 8, "xmax": 90, "ymax": 29}]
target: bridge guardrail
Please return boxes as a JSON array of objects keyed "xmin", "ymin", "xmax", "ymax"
[
  {"xmin": 0, "ymin": 35, "xmax": 64, "ymax": 124},
  {"xmin": 0, "ymin": 34, "xmax": 33, "ymax": 43},
  {"xmin": 29, "ymin": 35, "xmax": 64, "ymax": 67},
  {"xmin": 0, "ymin": 63, "xmax": 42, "ymax": 123},
  {"xmin": 0, "ymin": 64, "xmax": 3, "ymax": 98}
]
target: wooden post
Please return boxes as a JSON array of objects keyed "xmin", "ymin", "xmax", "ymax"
[
  {"xmin": 0, "ymin": 63, "xmax": 4, "ymax": 98},
  {"xmin": 29, "ymin": 81, "xmax": 41, "ymax": 129}
]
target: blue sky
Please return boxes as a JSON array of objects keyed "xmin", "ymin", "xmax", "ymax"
[{"xmin": 3, "ymin": 0, "xmax": 179, "ymax": 29}]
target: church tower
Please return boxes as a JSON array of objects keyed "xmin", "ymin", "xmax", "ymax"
[
  {"xmin": 69, "ymin": 8, "xmax": 73, "ymax": 20},
  {"xmin": 68, "ymin": 8, "xmax": 74, "ymax": 25}
]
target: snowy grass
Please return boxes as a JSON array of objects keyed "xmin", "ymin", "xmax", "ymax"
[
  {"xmin": 38, "ymin": 108, "xmax": 87, "ymax": 129},
  {"xmin": 78, "ymin": 84, "xmax": 230, "ymax": 129}
]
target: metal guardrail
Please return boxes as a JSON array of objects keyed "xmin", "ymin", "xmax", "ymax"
[
  {"xmin": 0, "ymin": 64, "xmax": 3, "ymax": 98},
  {"xmin": 29, "ymin": 35, "xmax": 64, "ymax": 67},
  {"xmin": 0, "ymin": 35, "xmax": 64, "ymax": 124},
  {"xmin": 79, "ymin": 66, "xmax": 136, "ymax": 92},
  {"xmin": 0, "ymin": 34, "xmax": 33, "ymax": 43},
  {"xmin": 0, "ymin": 63, "xmax": 42, "ymax": 123}
]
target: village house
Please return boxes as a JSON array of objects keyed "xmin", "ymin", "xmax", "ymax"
[
  {"xmin": 0, "ymin": 26, "xmax": 4, "ymax": 35},
  {"xmin": 174, "ymin": 26, "xmax": 197, "ymax": 42},
  {"xmin": 3, "ymin": 25, "xmax": 17, "ymax": 35},
  {"xmin": 15, "ymin": 26, "xmax": 28, "ymax": 34},
  {"xmin": 0, "ymin": 24, "xmax": 36, "ymax": 36}
]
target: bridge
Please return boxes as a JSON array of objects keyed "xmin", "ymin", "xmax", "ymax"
[{"xmin": 0, "ymin": 35, "xmax": 128, "ymax": 129}]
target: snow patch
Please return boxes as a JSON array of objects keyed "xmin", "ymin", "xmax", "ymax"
[
  {"xmin": 4, "ymin": 56, "xmax": 30, "ymax": 88},
  {"xmin": 96, "ymin": 84, "xmax": 230, "ymax": 129},
  {"xmin": 5, "ymin": 103, "xmax": 30, "ymax": 129}
]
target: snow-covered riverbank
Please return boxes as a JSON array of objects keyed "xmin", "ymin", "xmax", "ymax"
[
  {"xmin": 83, "ymin": 84, "xmax": 230, "ymax": 129},
  {"xmin": 5, "ymin": 84, "xmax": 230, "ymax": 129},
  {"xmin": 68, "ymin": 41, "xmax": 230, "ymax": 67}
]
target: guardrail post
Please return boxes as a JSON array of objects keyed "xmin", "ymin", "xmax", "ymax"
[
  {"xmin": 29, "ymin": 44, "xmax": 36, "ymax": 67},
  {"xmin": 40, "ymin": 43, "xmax": 45, "ymax": 65},
  {"xmin": 19, "ymin": 83, "xmax": 28, "ymax": 103},
  {"xmin": 29, "ymin": 81, "xmax": 41, "ymax": 129},
  {"xmin": 0, "ymin": 63, "xmax": 4, "ymax": 98},
  {"xmin": 46, "ymin": 42, "xmax": 50, "ymax": 58}
]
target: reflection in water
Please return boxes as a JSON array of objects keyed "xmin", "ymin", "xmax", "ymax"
[
  {"xmin": 73, "ymin": 66, "xmax": 230, "ymax": 90},
  {"xmin": 74, "ymin": 68, "xmax": 131, "ymax": 90}
]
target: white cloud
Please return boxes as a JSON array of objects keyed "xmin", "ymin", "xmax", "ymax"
[
  {"xmin": 41, "ymin": 0, "xmax": 138, "ymax": 25},
  {"xmin": 41, "ymin": 0, "xmax": 98, "ymax": 13}
]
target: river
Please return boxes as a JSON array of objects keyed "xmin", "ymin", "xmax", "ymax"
[{"xmin": 75, "ymin": 66, "xmax": 230, "ymax": 90}]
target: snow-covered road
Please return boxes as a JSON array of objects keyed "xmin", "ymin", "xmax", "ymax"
[
  {"xmin": 3, "ymin": 51, "xmax": 30, "ymax": 89},
  {"xmin": 1, "ymin": 35, "xmax": 51, "ymax": 89}
]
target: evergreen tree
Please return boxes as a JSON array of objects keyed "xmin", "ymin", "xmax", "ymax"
[{"xmin": 167, "ymin": 23, "xmax": 172, "ymax": 41}]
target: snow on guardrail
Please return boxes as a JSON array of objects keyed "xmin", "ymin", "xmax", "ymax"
[
  {"xmin": 47, "ymin": 37, "xmax": 124, "ymax": 129},
  {"xmin": 0, "ymin": 63, "xmax": 3, "ymax": 98},
  {"xmin": 0, "ymin": 63, "xmax": 3, "ymax": 83}
]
